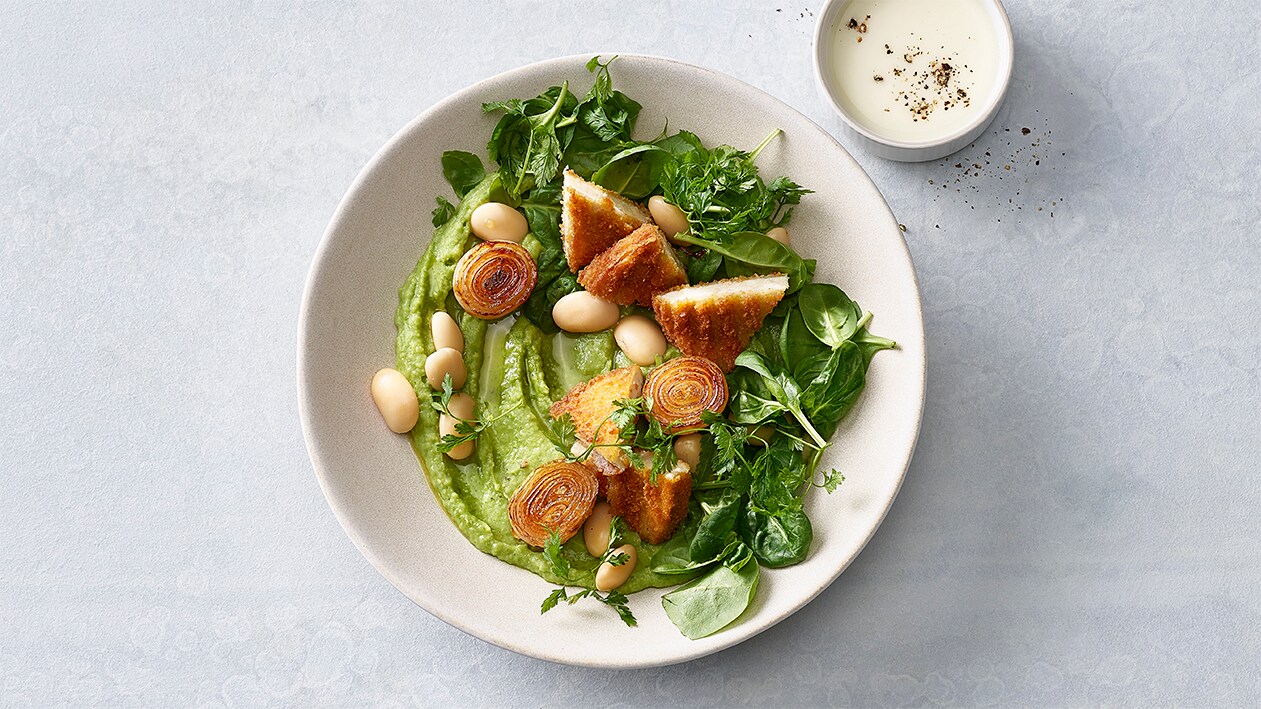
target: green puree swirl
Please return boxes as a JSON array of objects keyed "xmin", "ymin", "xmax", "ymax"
[{"xmin": 394, "ymin": 173, "xmax": 678, "ymax": 593}]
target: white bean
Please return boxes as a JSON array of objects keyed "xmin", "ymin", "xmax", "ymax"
[
  {"xmin": 614, "ymin": 315, "xmax": 667, "ymax": 366},
  {"xmin": 470, "ymin": 202, "xmax": 528, "ymax": 243},
  {"xmin": 595, "ymin": 544, "xmax": 638, "ymax": 591},
  {"xmin": 767, "ymin": 227, "xmax": 790, "ymax": 246},
  {"xmin": 447, "ymin": 392, "xmax": 475, "ymax": 420},
  {"xmin": 552, "ymin": 291, "xmax": 619, "ymax": 333},
  {"xmin": 648, "ymin": 196, "xmax": 689, "ymax": 243},
  {"xmin": 583, "ymin": 501, "xmax": 613, "ymax": 557},
  {"xmin": 431, "ymin": 311, "xmax": 464, "ymax": 352},
  {"xmin": 425, "ymin": 347, "xmax": 467, "ymax": 390},
  {"xmin": 371, "ymin": 368, "xmax": 420, "ymax": 434},
  {"xmin": 439, "ymin": 413, "xmax": 475, "ymax": 460},
  {"xmin": 673, "ymin": 433, "xmax": 702, "ymax": 470}
]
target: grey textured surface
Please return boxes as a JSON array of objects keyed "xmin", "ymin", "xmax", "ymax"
[{"xmin": 2, "ymin": 1, "xmax": 1258, "ymax": 706}]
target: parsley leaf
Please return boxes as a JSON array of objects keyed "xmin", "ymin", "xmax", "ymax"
[
  {"xmin": 431, "ymin": 196, "xmax": 456, "ymax": 227},
  {"xmin": 659, "ymin": 131, "xmax": 811, "ymax": 245},
  {"xmin": 429, "ymin": 374, "xmax": 518, "ymax": 454},
  {"xmin": 540, "ymin": 588, "xmax": 566, "ymax": 614},
  {"xmin": 538, "ymin": 516, "xmax": 638, "ymax": 628},
  {"xmin": 818, "ymin": 468, "xmax": 845, "ymax": 493}
]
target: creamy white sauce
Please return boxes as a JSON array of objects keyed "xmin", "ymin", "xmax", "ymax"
[{"xmin": 825, "ymin": 0, "xmax": 1002, "ymax": 142}]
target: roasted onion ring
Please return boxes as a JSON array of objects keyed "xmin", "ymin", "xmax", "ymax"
[
  {"xmin": 643, "ymin": 355, "xmax": 729, "ymax": 430},
  {"xmin": 508, "ymin": 461, "xmax": 599, "ymax": 547},
  {"xmin": 453, "ymin": 241, "xmax": 538, "ymax": 320}
]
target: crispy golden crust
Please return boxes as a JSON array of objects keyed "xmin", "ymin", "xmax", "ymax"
[
  {"xmin": 561, "ymin": 171, "xmax": 650, "ymax": 271},
  {"xmin": 606, "ymin": 458, "xmax": 692, "ymax": 544},
  {"xmin": 548, "ymin": 366, "xmax": 644, "ymax": 469},
  {"xmin": 577, "ymin": 224, "xmax": 689, "ymax": 306},
  {"xmin": 652, "ymin": 275, "xmax": 789, "ymax": 371}
]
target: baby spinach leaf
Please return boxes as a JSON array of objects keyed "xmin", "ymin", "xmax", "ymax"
[
  {"xmin": 798, "ymin": 283, "xmax": 861, "ymax": 348},
  {"xmin": 561, "ymin": 124, "xmax": 621, "ymax": 178},
  {"xmin": 674, "ymin": 231, "xmax": 812, "ymax": 291},
  {"xmin": 652, "ymin": 534, "xmax": 739, "ymax": 575},
  {"xmin": 650, "ymin": 534, "xmax": 697, "ymax": 574},
  {"xmin": 592, "ymin": 144, "xmax": 669, "ymax": 199},
  {"xmin": 799, "ymin": 341, "xmax": 867, "ymax": 436},
  {"xmin": 734, "ymin": 351, "xmax": 827, "ymax": 448},
  {"xmin": 485, "ymin": 83, "xmax": 578, "ymax": 197},
  {"xmin": 654, "ymin": 129, "xmax": 706, "ymax": 157},
  {"xmin": 662, "ymin": 549, "xmax": 761, "ymax": 639},
  {"xmin": 740, "ymin": 506, "xmax": 813, "ymax": 568},
  {"xmin": 689, "ymin": 492, "xmax": 742, "ymax": 562},
  {"xmin": 685, "ymin": 248, "xmax": 724, "ymax": 283},
  {"xmin": 441, "ymin": 150, "xmax": 486, "ymax": 198},
  {"xmin": 780, "ymin": 304, "xmax": 830, "ymax": 374},
  {"xmin": 852, "ymin": 327, "xmax": 898, "ymax": 367},
  {"xmin": 728, "ymin": 389, "xmax": 786, "ymax": 425}
]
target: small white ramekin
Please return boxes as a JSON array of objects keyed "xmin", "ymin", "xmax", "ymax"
[{"xmin": 813, "ymin": 0, "xmax": 1014, "ymax": 162}]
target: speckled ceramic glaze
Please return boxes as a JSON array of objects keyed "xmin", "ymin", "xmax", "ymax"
[{"xmin": 298, "ymin": 54, "xmax": 925, "ymax": 668}]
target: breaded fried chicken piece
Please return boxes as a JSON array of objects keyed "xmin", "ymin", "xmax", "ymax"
[
  {"xmin": 652, "ymin": 274, "xmax": 790, "ymax": 372},
  {"xmin": 561, "ymin": 170, "xmax": 651, "ymax": 272},
  {"xmin": 605, "ymin": 452, "xmax": 693, "ymax": 544},
  {"xmin": 577, "ymin": 224, "xmax": 689, "ymax": 306},
  {"xmin": 548, "ymin": 365, "xmax": 643, "ymax": 470}
]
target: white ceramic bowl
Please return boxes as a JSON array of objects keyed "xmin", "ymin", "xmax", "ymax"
[
  {"xmin": 813, "ymin": 0, "xmax": 1015, "ymax": 162},
  {"xmin": 298, "ymin": 54, "xmax": 926, "ymax": 668}
]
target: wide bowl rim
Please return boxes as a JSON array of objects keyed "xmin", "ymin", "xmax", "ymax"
[{"xmin": 297, "ymin": 52, "xmax": 927, "ymax": 669}]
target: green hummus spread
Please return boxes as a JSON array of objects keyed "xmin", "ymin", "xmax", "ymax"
[{"xmin": 394, "ymin": 174, "xmax": 677, "ymax": 592}]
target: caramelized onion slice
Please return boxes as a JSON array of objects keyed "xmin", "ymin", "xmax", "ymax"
[
  {"xmin": 508, "ymin": 461, "xmax": 599, "ymax": 547},
  {"xmin": 453, "ymin": 241, "xmax": 538, "ymax": 320},
  {"xmin": 643, "ymin": 355, "xmax": 729, "ymax": 431}
]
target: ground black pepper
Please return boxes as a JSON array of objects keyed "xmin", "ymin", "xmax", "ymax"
[
  {"xmin": 847, "ymin": 20, "xmax": 976, "ymax": 124},
  {"xmin": 922, "ymin": 115, "xmax": 1066, "ymax": 225}
]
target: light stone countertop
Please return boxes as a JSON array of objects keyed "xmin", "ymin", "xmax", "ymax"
[{"xmin": 2, "ymin": 2, "xmax": 1258, "ymax": 706}]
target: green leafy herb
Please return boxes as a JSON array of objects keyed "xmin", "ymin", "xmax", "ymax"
[
  {"xmin": 556, "ymin": 398, "xmax": 680, "ymax": 483},
  {"xmin": 542, "ymin": 529, "xmax": 572, "ymax": 579},
  {"xmin": 484, "ymin": 56, "xmax": 640, "ymax": 198},
  {"xmin": 440, "ymin": 150, "xmax": 487, "ymax": 198},
  {"xmin": 733, "ymin": 351, "xmax": 828, "ymax": 449},
  {"xmin": 484, "ymin": 83, "xmax": 576, "ymax": 197},
  {"xmin": 539, "ymin": 518, "xmax": 638, "ymax": 627},
  {"xmin": 429, "ymin": 374, "xmax": 517, "ymax": 454},
  {"xmin": 689, "ymin": 491, "xmax": 742, "ymax": 561},
  {"xmin": 431, "ymin": 196, "xmax": 457, "ymax": 227},
  {"xmin": 661, "ymin": 543, "xmax": 760, "ymax": 639},
  {"xmin": 739, "ymin": 506, "xmax": 812, "ymax": 568},
  {"xmin": 673, "ymin": 231, "xmax": 814, "ymax": 291},
  {"xmin": 660, "ymin": 132, "xmax": 811, "ymax": 244},
  {"xmin": 817, "ymin": 468, "xmax": 845, "ymax": 492},
  {"xmin": 798, "ymin": 283, "xmax": 862, "ymax": 347},
  {"xmin": 578, "ymin": 56, "xmax": 641, "ymax": 143}
]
